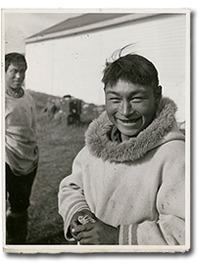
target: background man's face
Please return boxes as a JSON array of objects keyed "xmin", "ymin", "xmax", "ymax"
[{"xmin": 5, "ymin": 62, "xmax": 26, "ymax": 91}]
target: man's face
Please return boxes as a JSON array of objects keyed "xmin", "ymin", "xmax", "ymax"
[
  {"xmin": 105, "ymin": 79, "xmax": 160, "ymax": 141},
  {"xmin": 5, "ymin": 62, "xmax": 26, "ymax": 91}
]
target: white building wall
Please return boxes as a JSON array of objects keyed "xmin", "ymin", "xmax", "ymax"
[
  {"xmin": 26, "ymin": 14, "xmax": 186, "ymax": 122},
  {"xmin": 26, "ymin": 40, "xmax": 54, "ymax": 94}
]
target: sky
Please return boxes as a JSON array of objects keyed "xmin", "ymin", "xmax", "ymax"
[{"xmin": 3, "ymin": 11, "xmax": 82, "ymax": 53}]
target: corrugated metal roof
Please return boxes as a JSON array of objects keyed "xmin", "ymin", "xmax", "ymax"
[{"xmin": 28, "ymin": 13, "xmax": 131, "ymax": 39}]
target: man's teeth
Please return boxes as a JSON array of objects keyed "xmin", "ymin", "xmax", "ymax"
[{"xmin": 121, "ymin": 118, "xmax": 139, "ymax": 123}]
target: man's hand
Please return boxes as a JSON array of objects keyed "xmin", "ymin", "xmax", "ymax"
[
  {"xmin": 73, "ymin": 217, "xmax": 119, "ymax": 245},
  {"xmin": 69, "ymin": 209, "xmax": 96, "ymax": 238}
]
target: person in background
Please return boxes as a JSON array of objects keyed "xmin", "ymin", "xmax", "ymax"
[
  {"xmin": 5, "ymin": 53, "xmax": 39, "ymax": 244},
  {"xmin": 58, "ymin": 49, "xmax": 185, "ymax": 245}
]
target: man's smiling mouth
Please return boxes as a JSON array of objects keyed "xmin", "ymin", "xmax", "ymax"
[{"xmin": 117, "ymin": 117, "xmax": 141, "ymax": 124}]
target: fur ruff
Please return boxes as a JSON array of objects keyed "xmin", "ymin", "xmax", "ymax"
[{"xmin": 85, "ymin": 97, "xmax": 179, "ymax": 163}]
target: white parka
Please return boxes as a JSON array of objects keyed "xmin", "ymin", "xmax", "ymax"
[{"xmin": 58, "ymin": 97, "xmax": 185, "ymax": 245}]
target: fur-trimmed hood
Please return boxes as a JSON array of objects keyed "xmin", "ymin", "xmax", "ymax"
[{"xmin": 85, "ymin": 97, "xmax": 185, "ymax": 163}]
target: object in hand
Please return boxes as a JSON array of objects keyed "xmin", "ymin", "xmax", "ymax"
[{"xmin": 78, "ymin": 215, "xmax": 96, "ymax": 225}]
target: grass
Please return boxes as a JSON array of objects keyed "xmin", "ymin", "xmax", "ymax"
[{"xmin": 26, "ymin": 90, "xmax": 93, "ymax": 244}]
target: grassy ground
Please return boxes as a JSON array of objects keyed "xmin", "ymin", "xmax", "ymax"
[{"xmin": 26, "ymin": 90, "xmax": 94, "ymax": 244}]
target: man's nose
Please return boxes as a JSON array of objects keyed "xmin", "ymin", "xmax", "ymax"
[
  {"xmin": 120, "ymin": 100, "xmax": 133, "ymax": 116},
  {"xmin": 15, "ymin": 72, "xmax": 21, "ymax": 79}
]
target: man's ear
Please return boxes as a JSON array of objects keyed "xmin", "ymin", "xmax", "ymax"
[{"xmin": 155, "ymin": 85, "xmax": 162, "ymax": 103}]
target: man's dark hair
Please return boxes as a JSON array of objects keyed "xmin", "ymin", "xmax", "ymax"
[
  {"xmin": 102, "ymin": 54, "xmax": 159, "ymax": 90},
  {"xmin": 5, "ymin": 53, "xmax": 27, "ymax": 72}
]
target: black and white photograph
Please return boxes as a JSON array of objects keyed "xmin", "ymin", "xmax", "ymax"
[{"xmin": 2, "ymin": 8, "xmax": 190, "ymax": 253}]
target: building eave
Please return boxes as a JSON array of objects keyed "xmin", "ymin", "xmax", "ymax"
[{"xmin": 25, "ymin": 13, "xmax": 157, "ymax": 44}]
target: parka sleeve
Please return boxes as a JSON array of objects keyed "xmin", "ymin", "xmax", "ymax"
[
  {"xmin": 155, "ymin": 140, "xmax": 185, "ymax": 245},
  {"xmin": 58, "ymin": 147, "xmax": 90, "ymax": 240},
  {"xmin": 118, "ymin": 140, "xmax": 185, "ymax": 245}
]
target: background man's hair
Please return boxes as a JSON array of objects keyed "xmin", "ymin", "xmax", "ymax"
[
  {"xmin": 5, "ymin": 53, "xmax": 27, "ymax": 72},
  {"xmin": 102, "ymin": 53, "xmax": 159, "ymax": 90}
]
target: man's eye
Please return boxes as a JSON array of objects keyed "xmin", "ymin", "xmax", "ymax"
[
  {"xmin": 10, "ymin": 69, "xmax": 17, "ymax": 73},
  {"xmin": 110, "ymin": 98, "xmax": 120, "ymax": 103},
  {"xmin": 131, "ymin": 97, "xmax": 143, "ymax": 102}
]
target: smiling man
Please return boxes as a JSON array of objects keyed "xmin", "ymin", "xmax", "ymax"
[
  {"xmin": 105, "ymin": 80, "xmax": 161, "ymax": 141},
  {"xmin": 5, "ymin": 53, "xmax": 39, "ymax": 244},
  {"xmin": 58, "ymin": 52, "xmax": 185, "ymax": 246}
]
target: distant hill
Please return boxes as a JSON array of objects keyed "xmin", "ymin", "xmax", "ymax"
[
  {"xmin": 27, "ymin": 89, "xmax": 105, "ymax": 125},
  {"xmin": 27, "ymin": 89, "xmax": 61, "ymax": 112}
]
